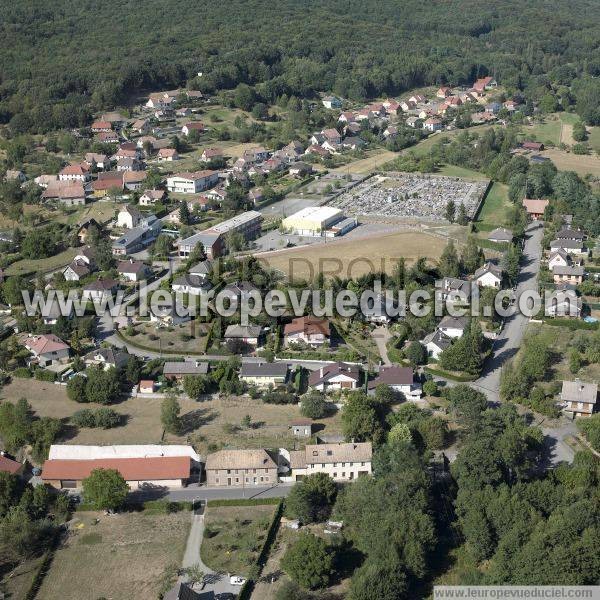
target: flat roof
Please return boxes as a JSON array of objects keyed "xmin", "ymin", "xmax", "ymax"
[
  {"xmin": 207, "ymin": 210, "xmax": 262, "ymax": 233},
  {"xmin": 283, "ymin": 206, "xmax": 342, "ymax": 221}
]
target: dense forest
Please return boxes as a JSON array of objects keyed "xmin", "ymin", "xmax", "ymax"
[{"xmin": 2, "ymin": 0, "xmax": 600, "ymax": 132}]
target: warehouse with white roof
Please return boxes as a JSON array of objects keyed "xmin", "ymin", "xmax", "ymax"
[{"xmin": 281, "ymin": 206, "xmax": 345, "ymax": 236}]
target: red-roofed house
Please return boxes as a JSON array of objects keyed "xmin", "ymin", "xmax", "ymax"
[
  {"xmin": 522, "ymin": 198, "xmax": 549, "ymax": 220},
  {"xmin": 308, "ymin": 362, "xmax": 362, "ymax": 392},
  {"xmin": 424, "ymin": 118, "xmax": 443, "ymax": 132},
  {"xmin": 19, "ymin": 334, "xmax": 70, "ymax": 366},
  {"xmin": 91, "ymin": 121, "xmax": 113, "ymax": 133},
  {"xmin": 157, "ymin": 148, "xmax": 179, "ymax": 161},
  {"xmin": 473, "ymin": 76, "xmax": 497, "ymax": 93},
  {"xmin": 437, "ymin": 87, "xmax": 452, "ymax": 98},
  {"xmin": 59, "ymin": 163, "xmax": 91, "ymax": 182},
  {"xmin": 181, "ymin": 122, "xmax": 205, "ymax": 136},
  {"xmin": 0, "ymin": 454, "xmax": 24, "ymax": 476},
  {"xmin": 284, "ymin": 316, "xmax": 331, "ymax": 347},
  {"xmin": 367, "ymin": 366, "xmax": 422, "ymax": 399}
]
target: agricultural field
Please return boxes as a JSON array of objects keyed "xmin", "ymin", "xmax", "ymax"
[
  {"xmin": 37, "ymin": 510, "xmax": 190, "ymax": 600},
  {"xmin": 539, "ymin": 148, "xmax": 600, "ymax": 178},
  {"xmin": 257, "ymin": 229, "xmax": 450, "ymax": 280},
  {"xmin": 0, "ymin": 378, "xmax": 343, "ymax": 454},
  {"xmin": 200, "ymin": 504, "xmax": 276, "ymax": 576},
  {"xmin": 330, "ymin": 148, "xmax": 398, "ymax": 174}
]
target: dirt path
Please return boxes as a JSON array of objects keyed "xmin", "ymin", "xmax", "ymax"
[{"xmin": 371, "ymin": 326, "xmax": 392, "ymax": 365}]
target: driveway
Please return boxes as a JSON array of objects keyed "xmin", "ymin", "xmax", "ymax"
[{"xmin": 371, "ymin": 325, "xmax": 392, "ymax": 365}]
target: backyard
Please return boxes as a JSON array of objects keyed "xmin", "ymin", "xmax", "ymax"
[
  {"xmin": 200, "ymin": 504, "xmax": 277, "ymax": 576},
  {"xmin": 37, "ymin": 510, "xmax": 190, "ymax": 600},
  {"xmin": 120, "ymin": 321, "xmax": 211, "ymax": 355},
  {"xmin": 0, "ymin": 378, "xmax": 343, "ymax": 454}
]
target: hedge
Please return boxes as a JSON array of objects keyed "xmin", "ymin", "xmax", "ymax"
[
  {"xmin": 206, "ymin": 497, "xmax": 281, "ymax": 508},
  {"xmin": 542, "ymin": 318, "xmax": 599, "ymax": 331},
  {"xmin": 237, "ymin": 499, "xmax": 285, "ymax": 600},
  {"xmin": 424, "ymin": 366, "xmax": 478, "ymax": 382}
]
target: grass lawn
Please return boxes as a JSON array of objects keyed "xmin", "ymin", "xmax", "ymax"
[
  {"xmin": 330, "ymin": 149, "xmax": 398, "ymax": 174},
  {"xmin": 587, "ymin": 126, "xmax": 600, "ymax": 153},
  {"xmin": 1, "ymin": 555, "xmax": 45, "ymax": 600},
  {"xmin": 407, "ymin": 124, "xmax": 498, "ymax": 158},
  {"xmin": 475, "ymin": 182, "xmax": 511, "ymax": 228},
  {"xmin": 523, "ymin": 117, "xmax": 562, "ymax": 146},
  {"xmin": 38, "ymin": 510, "xmax": 190, "ymax": 600},
  {"xmin": 0, "ymin": 378, "xmax": 343, "ymax": 455},
  {"xmin": 437, "ymin": 164, "xmax": 489, "ymax": 180},
  {"xmin": 6, "ymin": 247, "xmax": 79, "ymax": 276},
  {"xmin": 122, "ymin": 321, "xmax": 210, "ymax": 354},
  {"xmin": 256, "ymin": 229, "xmax": 450, "ymax": 280},
  {"xmin": 200, "ymin": 505, "xmax": 276, "ymax": 576}
]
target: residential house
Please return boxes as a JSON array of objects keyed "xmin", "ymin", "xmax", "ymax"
[
  {"xmin": 171, "ymin": 273, "xmax": 213, "ymax": 296},
  {"xmin": 552, "ymin": 265, "xmax": 584, "ymax": 285},
  {"xmin": 5, "ymin": 170, "xmax": 26, "ymax": 183},
  {"xmin": 546, "ymin": 292, "xmax": 582, "ymax": 319},
  {"xmin": 322, "ymin": 128, "xmax": 342, "ymax": 145},
  {"xmin": 84, "ymin": 153, "xmax": 109, "ymax": 170},
  {"xmin": 117, "ymin": 205, "xmax": 142, "ymax": 229},
  {"xmin": 112, "ymin": 219, "xmax": 162, "ymax": 256},
  {"xmin": 97, "ymin": 131, "xmax": 119, "ymax": 144},
  {"xmin": 163, "ymin": 360, "xmax": 209, "ymax": 381},
  {"xmin": 287, "ymin": 442, "xmax": 372, "ymax": 482},
  {"xmin": 239, "ymin": 362, "xmax": 289, "ymax": 387},
  {"xmin": 131, "ymin": 119, "xmax": 150, "ymax": 134},
  {"xmin": 488, "ymin": 227, "xmax": 513, "ymax": 243},
  {"xmin": 223, "ymin": 324, "xmax": 263, "ymax": 348},
  {"xmin": 58, "ymin": 163, "xmax": 91, "ymax": 182},
  {"xmin": 424, "ymin": 118, "xmax": 443, "ymax": 132},
  {"xmin": 117, "ymin": 259, "xmax": 150, "ymax": 282},
  {"xmin": 367, "ymin": 366, "xmax": 422, "ymax": 399},
  {"xmin": 139, "ymin": 189, "xmax": 166, "ymax": 206},
  {"xmin": 189, "ymin": 260, "xmax": 213, "ymax": 280},
  {"xmin": 157, "ymin": 148, "xmax": 179, "ymax": 161},
  {"xmin": 200, "ymin": 148, "xmax": 223, "ymax": 162},
  {"xmin": 41, "ymin": 181, "xmax": 86, "ymax": 206},
  {"xmin": 473, "ymin": 76, "xmax": 497, "ymax": 92},
  {"xmin": 221, "ymin": 281, "xmax": 260, "ymax": 303},
  {"xmin": 308, "ymin": 362, "xmax": 361, "ymax": 392},
  {"xmin": 421, "ymin": 329, "xmax": 452, "ymax": 359},
  {"xmin": 83, "ymin": 347, "xmax": 129, "ymax": 371},
  {"xmin": 91, "ymin": 120, "xmax": 112, "ymax": 133},
  {"xmin": 205, "ymin": 449, "xmax": 278, "ymax": 487},
  {"xmin": 409, "ymin": 94, "xmax": 425, "ymax": 104},
  {"xmin": 305, "ymin": 144, "xmax": 330, "ymax": 158},
  {"xmin": 19, "ymin": 334, "xmax": 70, "ymax": 366},
  {"xmin": 561, "ymin": 379, "xmax": 597, "ymax": 418},
  {"xmin": 437, "ymin": 315, "xmax": 469, "ymax": 339},
  {"xmin": 406, "ymin": 116, "xmax": 420, "ymax": 128},
  {"xmin": 549, "ymin": 238, "xmax": 585, "ymax": 255},
  {"xmin": 435, "ymin": 277, "xmax": 472, "ymax": 304},
  {"xmin": 164, "ymin": 583, "xmax": 214, "ymax": 600},
  {"xmin": 400, "ymin": 100, "xmax": 416, "ymax": 112},
  {"xmin": 249, "ymin": 187, "xmax": 264, "ymax": 205},
  {"xmin": 34, "ymin": 174, "xmax": 57, "ymax": 188},
  {"xmin": 0, "ymin": 454, "xmax": 24, "ymax": 476},
  {"xmin": 522, "ymin": 198, "xmax": 549, "ymax": 219},
  {"xmin": 149, "ymin": 298, "xmax": 191, "ymax": 327},
  {"xmin": 63, "ymin": 257, "xmax": 94, "ymax": 281},
  {"xmin": 116, "ymin": 157, "xmax": 141, "ymax": 172},
  {"xmin": 92, "ymin": 172, "xmax": 123, "ymax": 197},
  {"xmin": 177, "ymin": 231, "xmax": 224, "ymax": 259},
  {"xmin": 82, "ymin": 279, "xmax": 118, "ymax": 303},
  {"xmin": 166, "ymin": 171, "xmax": 219, "ymax": 194},
  {"xmin": 138, "ymin": 380, "xmax": 156, "ymax": 394},
  {"xmin": 338, "ymin": 111, "xmax": 356, "ymax": 123},
  {"xmin": 76, "ymin": 220, "xmax": 100, "ymax": 244},
  {"xmin": 284, "ymin": 316, "xmax": 330, "ymax": 347},
  {"xmin": 436, "ymin": 87, "xmax": 452, "ymax": 98},
  {"xmin": 322, "ymin": 96, "xmax": 342, "ymax": 109},
  {"xmin": 473, "ymin": 262, "xmax": 503, "ymax": 288},
  {"xmin": 548, "ymin": 248, "xmax": 572, "ymax": 271},
  {"xmin": 181, "ymin": 122, "xmax": 205, "ymax": 136}
]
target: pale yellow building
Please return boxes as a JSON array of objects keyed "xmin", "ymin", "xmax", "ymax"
[{"xmin": 281, "ymin": 206, "xmax": 343, "ymax": 236}]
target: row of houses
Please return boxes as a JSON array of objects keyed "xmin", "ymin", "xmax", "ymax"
[{"xmin": 39, "ymin": 442, "xmax": 372, "ymax": 490}]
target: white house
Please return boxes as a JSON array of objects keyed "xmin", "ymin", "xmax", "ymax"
[
  {"xmin": 424, "ymin": 118, "xmax": 443, "ymax": 132},
  {"xmin": 473, "ymin": 262, "xmax": 503, "ymax": 288},
  {"xmin": 166, "ymin": 171, "xmax": 219, "ymax": 194},
  {"xmin": 18, "ymin": 334, "xmax": 70, "ymax": 366},
  {"xmin": 422, "ymin": 330, "xmax": 452, "ymax": 359},
  {"xmin": 117, "ymin": 205, "xmax": 142, "ymax": 229},
  {"xmin": 308, "ymin": 363, "xmax": 361, "ymax": 392},
  {"xmin": 171, "ymin": 273, "xmax": 213, "ymax": 296},
  {"xmin": 117, "ymin": 259, "xmax": 150, "ymax": 282},
  {"xmin": 548, "ymin": 248, "xmax": 571, "ymax": 271},
  {"xmin": 549, "ymin": 239, "xmax": 585, "ymax": 255},
  {"xmin": 82, "ymin": 279, "xmax": 118, "ymax": 303},
  {"xmin": 367, "ymin": 366, "xmax": 422, "ymax": 399},
  {"xmin": 437, "ymin": 315, "xmax": 469, "ymax": 339}
]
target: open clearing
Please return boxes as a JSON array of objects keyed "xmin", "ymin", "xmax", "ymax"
[
  {"xmin": 539, "ymin": 148, "xmax": 600, "ymax": 177},
  {"xmin": 201, "ymin": 505, "xmax": 276, "ymax": 576},
  {"xmin": 331, "ymin": 148, "xmax": 398, "ymax": 173},
  {"xmin": 257, "ymin": 229, "xmax": 449, "ymax": 279},
  {"xmin": 38, "ymin": 510, "xmax": 190, "ymax": 600},
  {"xmin": 0, "ymin": 378, "xmax": 342, "ymax": 454},
  {"xmin": 6, "ymin": 247, "xmax": 78, "ymax": 276}
]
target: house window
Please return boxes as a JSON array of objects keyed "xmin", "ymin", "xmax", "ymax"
[
  {"xmin": 361, "ymin": 462, "xmax": 365, "ymax": 466},
  {"xmin": 326, "ymin": 450, "xmax": 332, "ymax": 456},
  {"xmin": 321, "ymin": 464, "xmax": 325, "ymax": 468},
  {"xmin": 260, "ymin": 476, "xmax": 263, "ymax": 482},
  {"xmin": 215, "ymin": 478, "xmax": 219, "ymax": 484},
  {"xmin": 334, "ymin": 473, "xmax": 337, "ymax": 478},
  {"xmin": 333, "ymin": 463, "xmax": 337, "ymax": 467},
  {"xmin": 312, "ymin": 451, "xmax": 318, "ymax": 456},
  {"xmin": 342, "ymin": 472, "xmax": 346, "ymax": 478},
  {"xmin": 265, "ymin": 476, "xmax": 269, "ymax": 482},
  {"xmin": 235, "ymin": 478, "xmax": 239, "ymax": 483},
  {"xmin": 227, "ymin": 469, "xmax": 231, "ymax": 474}
]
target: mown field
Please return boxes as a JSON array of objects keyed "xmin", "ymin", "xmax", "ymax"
[
  {"xmin": 257, "ymin": 229, "xmax": 449, "ymax": 280},
  {"xmin": 475, "ymin": 181, "xmax": 512, "ymax": 229},
  {"xmin": 37, "ymin": 510, "xmax": 190, "ymax": 600}
]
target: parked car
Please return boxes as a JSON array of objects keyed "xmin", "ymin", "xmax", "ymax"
[{"xmin": 229, "ymin": 575, "xmax": 246, "ymax": 586}]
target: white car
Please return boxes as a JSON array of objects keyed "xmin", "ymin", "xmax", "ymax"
[{"xmin": 229, "ymin": 575, "xmax": 246, "ymax": 586}]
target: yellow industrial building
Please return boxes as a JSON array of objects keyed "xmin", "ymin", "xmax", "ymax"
[{"xmin": 281, "ymin": 206, "xmax": 343, "ymax": 236}]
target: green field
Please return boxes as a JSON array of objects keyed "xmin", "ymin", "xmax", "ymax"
[
  {"xmin": 6, "ymin": 247, "xmax": 78, "ymax": 276},
  {"xmin": 523, "ymin": 119, "xmax": 562, "ymax": 145},
  {"xmin": 437, "ymin": 164, "xmax": 489, "ymax": 180},
  {"xmin": 588, "ymin": 127, "xmax": 600, "ymax": 153},
  {"xmin": 475, "ymin": 182, "xmax": 511, "ymax": 228}
]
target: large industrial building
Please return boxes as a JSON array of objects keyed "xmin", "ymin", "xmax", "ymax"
[{"xmin": 281, "ymin": 206, "xmax": 354, "ymax": 236}]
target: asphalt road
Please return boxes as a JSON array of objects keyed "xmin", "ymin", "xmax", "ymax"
[{"xmin": 130, "ymin": 483, "xmax": 293, "ymax": 503}]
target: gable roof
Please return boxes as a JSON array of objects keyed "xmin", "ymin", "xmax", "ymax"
[
  {"xmin": 205, "ymin": 448, "xmax": 277, "ymax": 471},
  {"xmin": 561, "ymin": 380, "xmax": 598, "ymax": 405},
  {"xmin": 488, "ymin": 227, "xmax": 513, "ymax": 242},
  {"xmin": 308, "ymin": 362, "xmax": 361, "ymax": 386},
  {"xmin": 0, "ymin": 454, "xmax": 22, "ymax": 474},
  {"xmin": 240, "ymin": 362, "xmax": 289, "ymax": 378},
  {"xmin": 42, "ymin": 456, "xmax": 191, "ymax": 482},
  {"xmin": 301, "ymin": 442, "xmax": 372, "ymax": 466},
  {"xmin": 522, "ymin": 198, "xmax": 549, "ymax": 214},
  {"xmin": 367, "ymin": 366, "xmax": 414, "ymax": 389},
  {"xmin": 284, "ymin": 316, "xmax": 330, "ymax": 337},
  {"xmin": 163, "ymin": 361, "xmax": 209, "ymax": 376},
  {"xmin": 438, "ymin": 315, "xmax": 469, "ymax": 330},
  {"xmin": 20, "ymin": 333, "xmax": 69, "ymax": 355}
]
